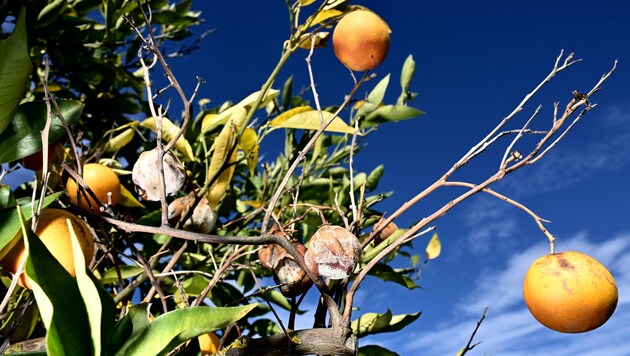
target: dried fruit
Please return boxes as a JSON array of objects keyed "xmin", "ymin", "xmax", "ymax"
[
  {"xmin": 304, "ymin": 225, "xmax": 361, "ymax": 280},
  {"xmin": 258, "ymin": 242, "xmax": 312, "ymax": 297},
  {"xmin": 373, "ymin": 216, "xmax": 398, "ymax": 244},
  {"xmin": 168, "ymin": 190, "xmax": 217, "ymax": 233},
  {"xmin": 523, "ymin": 251, "xmax": 618, "ymax": 333},
  {"xmin": 132, "ymin": 148, "xmax": 186, "ymax": 201}
]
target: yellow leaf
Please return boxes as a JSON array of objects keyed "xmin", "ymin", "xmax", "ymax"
[
  {"xmin": 270, "ymin": 109, "xmax": 361, "ymax": 136},
  {"xmin": 301, "ymin": 9, "xmax": 342, "ymax": 31},
  {"xmin": 104, "ymin": 128, "xmax": 135, "ymax": 152},
  {"xmin": 299, "ymin": 0, "xmax": 316, "ymax": 6},
  {"xmin": 141, "ymin": 117, "xmax": 195, "ymax": 161},
  {"xmin": 425, "ymin": 233, "xmax": 441, "ymax": 260},
  {"xmin": 205, "ymin": 107, "xmax": 246, "ymax": 208},
  {"xmin": 298, "ymin": 31, "xmax": 330, "ymax": 50},
  {"xmin": 201, "ymin": 89, "xmax": 279, "ymax": 133},
  {"xmin": 118, "ymin": 184, "xmax": 145, "ymax": 208},
  {"xmin": 239, "ymin": 128, "xmax": 259, "ymax": 176},
  {"xmin": 270, "ymin": 106, "xmax": 312, "ymax": 126}
]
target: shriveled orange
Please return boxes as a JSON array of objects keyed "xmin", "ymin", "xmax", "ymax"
[
  {"xmin": 0, "ymin": 208, "xmax": 94, "ymax": 290},
  {"xmin": 332, "ymin": 9, "xmax": 391, "ymax": 72},
  {"xmin": 198, "ymin": 332, "xmax": 220, "ymax": 355},
  {"xmin": 66, "ymin": 163, "xmax": 121, "ymax": 211},
  {"xmin": 523, "ymin": 251, "xmax": 618, "ymax": 333}
]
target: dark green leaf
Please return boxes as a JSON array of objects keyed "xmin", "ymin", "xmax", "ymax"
[
  {"xmin": 0, "ymin": 8, "xmax": 32, "ymax": 134},
  {"xmin": 361, "ymin": 105, "xmax": 424, "ymax": 129},
  {"xmin": 115, "ymin": 304, "xmax": 258, "ymax": 356},
  {"xmin": 359, "ymin": 345, "xmax": 400, "ymax": 356},
  {"xmin": 37, "ymin": 0, "xmax": 68, "ymax": 27},
  {"xmin": 0, "ymin": 184, "xmax": 16, "ymax": 209},
  {"xmin": 100, "ymin": 265, "xmax": 145, "ymax": 284},
  {"xmin": 368, "ymin": 263, "xmax": 419, "ymax": 290},
  {"xmin": 0, "ymin": 100, "xmax": 84, "ymax": 164},
  {"xmin": 112, "ymin": 303, "xmax": 150, "ymax": 352},
  {"xmin": 282, "ymin": 75, "xmax": 294, "ymax": 109}
]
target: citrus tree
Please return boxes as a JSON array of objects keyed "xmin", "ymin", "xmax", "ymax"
[{"xmin": 0, "ymin": 1, "xmax": 619, "ymax": 355}]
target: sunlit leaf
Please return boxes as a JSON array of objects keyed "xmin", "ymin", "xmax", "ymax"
[
  {"xmin": 298, "ymin": 31, "xmax": 330, "ymax": 49},
  {"xmin": 361, "ymin": 228, "xmax": 406, "ymax": 263},
  {"xmin": 425, "ymin": 233, "xmax": 441, "ymax": 260},
  {"xmin": 141, "ymin": 117, "xmax": 194, "ymax": 161},
  {"xmin": 0, "ymin": 100, "xmax": 83, "ymax": 164},
  {"xmin": 367, "ymin": 74, "xmax": 390, "ymax": 105},
  {"xmin": 301, "ymin": 9, "xmax": 342, "ymax": 32},
  {"xmin": 397, "ymin": 55, "xmax": 417, "ymax": 105},
  {"xmin": 115, "ymin": 304, "xmax": 258, "ymax": 356},
  {"xmin": 206, "ymin": 107, "xmax": 246, "ymax": 208},
  {"xmin": 366, "ymin": 164, "xmax": 384, "ymax": 191},
  {"xmin": 270, "ymin": 109, "xmax": 361, "ymax": 135},
  {"xmin": 37, "ymin": 0, "xmax": 67, "ymax": 26},
  {"xmin": 0, "ymin": 8, "xmax": 32, "ymax": 134},
  {"xmin": 240, "ymin": 127, "xmax": 259, "ymax": 175},
  {"xmin": 104, "ymin": 127, "xmax": 135, "ymax": 152},
  {"xmin": 361, "ymin": 105, "xmax": 424, "ymax": 129},
  {"xmin": 118, "ymin": 184, "xmax": 146, "ymax": 208},
  {"xmin": 100, "ymin": 265, "xmax": 146, "ymax": 284},
  {"xmin": 299, "ymin": 0, "xmax": 316, "ymax": 6},
  {"xmin": 351, "ymin": 309, "xmax": 421, "ymax": 338},
  {"xmin": 0, "ymin": 184, "xmax": 16, "ymax": 210},
  {"xmin": 201, "ymin": 89, "xmax": 279, "ymax": 133}
]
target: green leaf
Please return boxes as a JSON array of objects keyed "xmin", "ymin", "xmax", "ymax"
[
  {"xmin": 397, "ymin": 55, "xmax": 416, "ymax": 105},
  {"xmin": 239, "ymin": 127, "xmax": 259, "ymax": 176},
  {"xmin": 115, "ymin": 304, "xmax": 258, "ymax": 356},
  {"xmin": 425, "ymin": 233, "xmax": 441, "ymax": 260},
  {"xmin": 361, "ymin": 105, "xmax": 424, "ymax": 129},
  {"xmin": 351, "ymin": 309, "xmax": 421, "ymax": 338},
  {"xmin": 361, "ymin": 228, "xmax": 406, "ymax": 263},
  {"xmin": 21, "ymin": 209, "xmax": 92, "ymax": 356},
  {"xmin": 104, "ymin": 127, "xmax": 136, "ymax": 153},
  {"xmin": 365, "ymin": 164, "xmax": 384, "ymax": 192},
  {"xmin": 0, "ymin": 100, "xmax": 84, "ymax": 164},
  {"xmin": 368, "ymin": 263, "xmax": 419, "ymax": 290},
  {"xmin": 282, "ymin": 75, "xmax": 294, "ymax": 109},
  {"xmin": 359, "ymin": 345, "xmax": 400, "ymax": 356},
  {"xmin": 270, "ymin": 109, "xmax": 361, "ymax": 135},
  {"xmin": 0, "ymin": 8, "xmax": 32, "ymax": 134},
  {"xmin": 367, "ymin": 74, "xmax": 390, "ymax": 105},
  {"xmin": 37, "ymin": 0, "xmax": 68, "ymax": 27},
  {"xmin": 112, "ymin": 303, "xmax": 150, "ymax": 352},
  {"xmin": 100, "ymin": 265, "xmax": 146, "ymax": 284},
  {"xmin": 0, "ymin": 192, "xmax": 63, "ymax": 260},
  {"xmin": 0, "ymin": 184, "xmax": 17, "ymax": 209}
]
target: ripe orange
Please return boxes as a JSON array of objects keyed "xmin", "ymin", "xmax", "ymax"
[
  {"xmin": 66, "ymin": 163, "xmax": 121, "ymax": 211},
  {"xmin": 198, "ymin": 332, "xmax": 220, "ymax": 355},
  {"xmin": 0, "ymin": 208, "xmax": 94, "ymax": 290},
  {"xmin": 332, "ymin": 9, "xmax": 391, "ymax": 72},
  {"xmin": 523, "ymin": 251, "xmax": 618, "ymax": 333}
]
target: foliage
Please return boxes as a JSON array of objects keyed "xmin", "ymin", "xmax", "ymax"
[{"xmin": 0, "ymin": 0, "xmax": 616, "ymax": 355}]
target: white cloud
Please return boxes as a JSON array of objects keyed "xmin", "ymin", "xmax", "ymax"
[
  {"xmin": 398, "ymin": 232, "xmax": 630, "ymax": 356},
  {"xmin": 459, "ymin": 196, "xmax": 519, "ymax": 255}
]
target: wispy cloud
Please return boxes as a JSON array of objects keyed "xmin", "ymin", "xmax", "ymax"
[
  {"xmin": 458, "ymin": 196, "xmax": 519, "ymax": 255},
  {"xmin": 396, "ymin": 232, "xmax": 630, "ymax": 356}
]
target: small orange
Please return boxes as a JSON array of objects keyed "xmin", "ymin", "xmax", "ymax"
[
  {"xmin": 332, "ymin": 9, "xmax": 391, "ymax": 72},
  {"xmin": 523, "ymin": 251, "xmax": 618, "ymax": 333},
  {"xmin": 0, "ymin": 208, "xmax": 94, "ymax": 289},
  {"xmin": 66, "ymin": 163, "xmax": 121, "ymax": 211},
  {"xmin": 198, "ymin": 332, "xmax": 220, "ymax": 355}
]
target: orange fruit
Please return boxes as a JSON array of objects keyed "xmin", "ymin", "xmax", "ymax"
[
  {"xmin": 523, "ymin": 251, "xmax": 618, "ymax": 333},
  {"xmin": 0, "ymin": 208, "xmax": 94, "ymax": 290},
  {"xmin": 332, "ymin": 9, "xmax": 391, "ymax": 72},
  {"xmin": 198, "ymin": 332, "xmax": 220, "ymax": 355},
  {"xmin": 66, "ymin": 163, "xmax": 121, "ymax": 211}
]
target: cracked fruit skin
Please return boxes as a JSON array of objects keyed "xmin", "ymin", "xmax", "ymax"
[
  {"xmin": 0, "ymin": 208, "xmax": 94, "ymax": 290},
  {"xmin": 523, "ymin": 251, "xmax": 618, "ymax": 333},
  {"xmin": 332, "ymin": 9, "xmax": 391, "ymax": 72},
  {"xmin": 66, "ymin": 163, "xmax": 121, "ymax": 211}
]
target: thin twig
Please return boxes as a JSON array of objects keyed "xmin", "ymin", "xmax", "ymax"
[{"xmin": 457, "ymin": 307, "xmax": 488, "ymax": 356}]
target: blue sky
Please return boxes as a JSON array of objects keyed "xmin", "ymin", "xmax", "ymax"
[
  {"xmin": 171, "ymin": 1, "xmax": 630, "ymax": 355},
  {"xmin": 5, "ymin": 1, "xmax": 630, "ymax": 355}
]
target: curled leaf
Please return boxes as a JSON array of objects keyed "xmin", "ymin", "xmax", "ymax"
[{"xmin": 141, "ymin": 117, "xmax": 194, "ymax": 161}]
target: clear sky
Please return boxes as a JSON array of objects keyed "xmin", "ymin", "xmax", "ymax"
[
  {"xmin": 6, "ymin": 1, "xmax": 630, "ymax": 355},
  {"xmin": 167, "ymin": 1, "xmax": 630, "ymax": 355}
]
